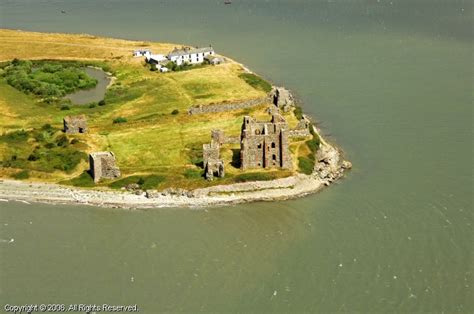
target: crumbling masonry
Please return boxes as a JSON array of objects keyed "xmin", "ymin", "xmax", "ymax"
[
  {"xmin": 270, "ymin": 87, "xmax": 295, "ymax": 112},
  {"xmin": 89, "ymin": 151, "xmax": 121, "ymax": 183},
  {"xmin": 63, "ymin": 115, "xmax": 88, "ymax": 134},
  {"xmin": 240, "ymin": 114, "xmax": 292, "ymax": 170},
  {"xmin": 202, "ymin": 140, "xmax": 225, "ymax": 181}
]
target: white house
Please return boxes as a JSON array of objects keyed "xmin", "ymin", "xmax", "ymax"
[
  {"xmin": 167, "ymin": 46, "xmax": 215, "ymax": 66},
  {"xmin": 133, "ymin": 49, "xmax": 151, "ymax": 57}
]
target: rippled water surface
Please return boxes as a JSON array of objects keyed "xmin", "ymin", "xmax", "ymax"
[{"xmin": 0, "ymin": 0, "xmax": 472, "ymax": 312}]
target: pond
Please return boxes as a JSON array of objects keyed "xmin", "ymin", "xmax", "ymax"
[{"xmin": 65, "ymin": 67, "xmax": 111, "ymax": 105}]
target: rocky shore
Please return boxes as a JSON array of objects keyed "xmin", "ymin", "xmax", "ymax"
[{"xmin": 0, "ymin": 133, "xmax": 351, "ymax": 209}]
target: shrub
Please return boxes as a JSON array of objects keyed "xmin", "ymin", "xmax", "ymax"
[
  {"xmin": 41, "ymin": 124, "xmax": 53, "ymax": 131},
  {"xmin": 70, "ymin": 138, "xmax": 80, "ymax": 145},
  {"xmin": 13, "ymin": 170, "xmax": 30, "ymax": 180},
  {"xmin": 1, "ymin": 129, "xmax": 29, "ymax": 143},
  {"xmin": 56, "ymin": 134, "xmax": 69, "ymax": 147},
  {"xmin": 306, "ymin": 127, "xmax": 320, "ymax": 153},
  {"xmin": 171, "ymin": 109, "xmax": 179, "ymax": 115},
  {"xmin": 98, "ymin": 100, "xmax": 106, "ymax": 106},
  {"xmin": 113, "ymin": 117, "xmax": 127, "ymax": 124},
  {"xmin": 109, "ymin": 175, "xmax": 165, "ymax": 190},
  {"xmin": 60, "ymin": 105, "xmax": 70, "ymax": 110},
  {"xmin": 298, "ymin": 156, "xmax": 314, "ymax": 175},
  {"xmin": 27, "ymin": 151, "xmax": 40, "ymax": 161},
  {"xmin": 294, "ymin": 105, "xmax": 303, "ymax": 120},
  {"xmin": 89, "ymin": 103, "xmax": 97, "ymax": 108}
]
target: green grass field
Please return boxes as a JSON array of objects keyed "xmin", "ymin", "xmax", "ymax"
[{"xmin": 0, "ymin": 30, "xmax": 315, "ymax": 189}]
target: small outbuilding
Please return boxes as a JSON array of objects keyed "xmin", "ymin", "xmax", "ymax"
[
  {"xmin": 63, "ymin": 115, "xmax": 87, "ymax": 134},
  {"xmin": 205, "ymin": 55, "xmax": 224, "ymax": 65}
]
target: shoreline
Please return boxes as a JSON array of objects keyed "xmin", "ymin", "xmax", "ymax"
[{"xmin": 0, "ymin": 135, "xmax": 351, "ymax": 209}]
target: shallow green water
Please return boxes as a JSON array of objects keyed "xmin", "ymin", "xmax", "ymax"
[
  {"xmin": 0, "ymin": 0, "xmax": 472, "ymax": 312},
  {"xmin": 66, "ymin": 68, "xmax": 110, "ymax": 105}
]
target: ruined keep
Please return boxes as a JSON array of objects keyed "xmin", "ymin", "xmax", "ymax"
[
  {"xmin": 89, "ymin": 152, "xmax": 121, "ymax": 183},
  {"xmin": 240, "ymin": 114, "xmax": 292, "ymax": 170},
  {"xmin": 202, "ymin": 141, "xmax": 224, "ymax": 180},
  {"xmin": 270, "ymin": 87, "xmax": 295, "ymax": 112},
  {"xmin": 63, "ymin": 115, "xmax": 87, "ymax": 134}
]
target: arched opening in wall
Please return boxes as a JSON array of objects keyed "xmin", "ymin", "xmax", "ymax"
[
  {"xmin": 257, "ymin": 143, "xmax": 262, "ymax": 149},
  {"xmin": 271, "ymin": 142, "xmax": 276, "ymax": 148},
  {"xmin": 272, "ymin": 154, "xmax": 277, "ymax": 165}
]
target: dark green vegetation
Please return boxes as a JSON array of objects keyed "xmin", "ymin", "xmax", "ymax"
[
  {"xmin": 60, "ymin": 171, "xmax": 95, "ymax": 187},
  {"xmin": 297, "ymin": 156, "xmax": 314, "ymax": 175},
  {"xmin": 1, "ymin": 59, "xmax": 97, "ymax": 99},
  {"xmin": 238, "ymin": 73, "xmax": 272, "ymax": 93},
  {"xmin": 0, "ymin": 124, "xmax": 88, "ymax": 173},
  {"xmin": 165, "ymin": 60, "xmax": 210, "ymax": 72},
  {"xmin": 294, "ymin": 105, "xmax": 304, "ymax": 120},
  {"xmin": 113, "ymin": 117, "xmax": 128, "ymax": 124},
  {"xmin": 234, "ymin": 171, "xmax": 283, "ymax": 182},
  {"xmin": 297, "ymin": 131, "xmax": 320, "ymax": 175},
  {"xmin": 108, "ymin": 174, "xmax": 165, "ymax": 190},
  {"xmin": 13, "ymin": 170, "xmax": 30, "ymax": 180},
  {"xmin": 183, "ymin": 168, "xmax": 203, "ymax": 179}
]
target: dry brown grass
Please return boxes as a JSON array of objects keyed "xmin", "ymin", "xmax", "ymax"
[
  {"xmin": 0, "ymin": 29, "xmax": 305, "ymax": 188},
  {"xmin": 0, "ymin": 29, "xmax": 175, "ymax": 62}
]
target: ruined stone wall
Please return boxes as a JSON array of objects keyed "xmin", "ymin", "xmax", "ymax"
[
  {"xmin": 270, "ymin": 87, "xmax": 295, "ymax": 112},
  {"xmin": 64, "ymin": 115, "xmax": 87, "ymax": 134},
  {"xmin": 188, "ymin": 97, "xmax": 268, "ymax": 115},
  {"xmin": 202, "ymin": 142, "xmax": 220, "ymax": 165},
  {"xmin": 288, "ymin": 129, "xmax": 311, "ymax": 138}
]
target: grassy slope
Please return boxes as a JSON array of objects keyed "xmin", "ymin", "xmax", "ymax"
[{"xmin": 0, "ymin": 29, "xmax": 306, "ymax": 189}]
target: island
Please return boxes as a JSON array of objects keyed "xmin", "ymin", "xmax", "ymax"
[{"xmin": 0, "ymin": 29, "xmax": 351, "ymax": 208}]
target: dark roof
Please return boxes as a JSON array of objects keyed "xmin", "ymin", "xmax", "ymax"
[{"xmin": 168, "ymin": 46, "xmax": 214, "ymax": 57}]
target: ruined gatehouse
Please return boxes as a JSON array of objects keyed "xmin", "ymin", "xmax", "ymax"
[
  {"xmin": 240, "ymin": 114, "xmax": 292, "ymax": 170},
  {"xmin": 63, "ymin": 115, "xmax": 87, "ymax": 134},
  {"xmin": 89, "ymin": 151, "xmax": 121, "ymax": 183},
  {"xmin": 202, "ymin": 140, "xmax": 225, "ymax": 180}
]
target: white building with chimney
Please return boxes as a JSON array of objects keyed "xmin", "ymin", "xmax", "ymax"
[{"xmin": 167, "ymin": 46, "xmax": 215, "ymax": 66}]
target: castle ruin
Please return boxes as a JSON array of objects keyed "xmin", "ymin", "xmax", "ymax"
[
  {"xmin": 202, "ymin": 140, "xmax": 224, "ymax": 181},
  {"xmin": 63, "ymin": 115, "xmax": 87, "ymax": 134},
  {"xmin": 89, "ymin": 151, "xmax": 121, "ymax": 183},
  {"xmin": 240, "ymin": 114, "xmax": 292, "ymax": 170},
  {"xmin": 270, "ymin": 87, "xmax": 295, "ymax": 112}
]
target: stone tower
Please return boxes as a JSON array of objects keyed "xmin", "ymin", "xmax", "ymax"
[
  {"xmin": 202, "ymin": 140, "xmax": 225, "ymax": 180},
  {"xmin": 240, "ymin": 114, "xmax": 292, "ymax": 170},
  {"xmin": 89, "ymin": 151, "xmax": 121, "ymax": 183}
]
